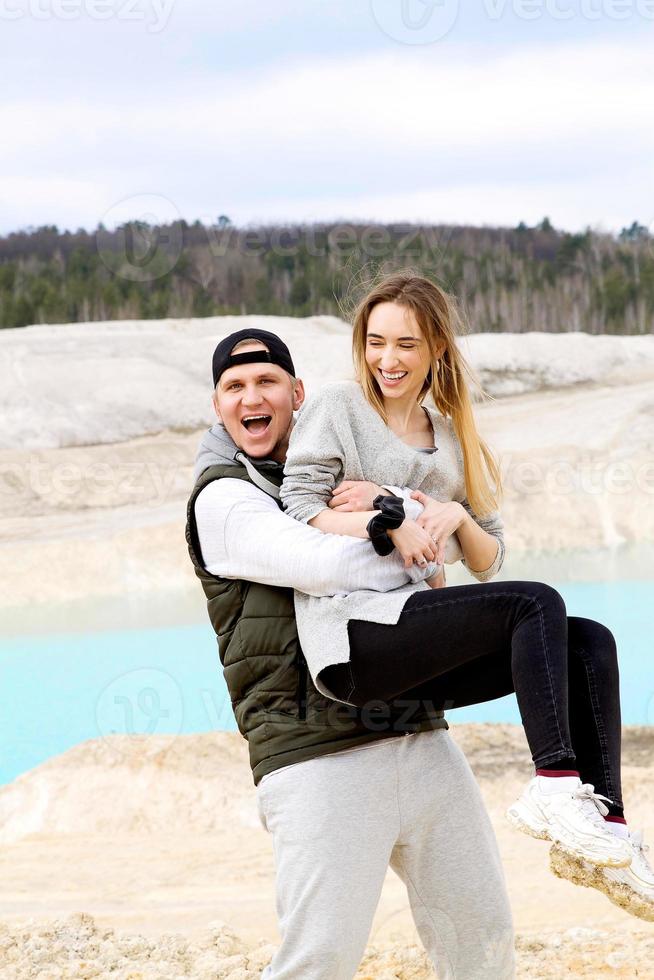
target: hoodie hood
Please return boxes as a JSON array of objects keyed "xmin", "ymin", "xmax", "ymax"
[{"xmin": 193, "ymin": 422, "xmax": 284, "ymax": 481}]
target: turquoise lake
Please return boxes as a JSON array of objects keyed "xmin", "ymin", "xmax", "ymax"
[{"xmin": 2, "ymin": 568, "xmax": 653, "ymax": 786}]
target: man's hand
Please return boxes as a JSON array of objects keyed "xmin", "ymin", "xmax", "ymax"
[
  {"xmin": 410, "ymin": 490, "xmax": 466, "ymax": 566},
  {"xmin": 328, "ymin": 480, "xmax": 386, "ymax": 512},
  {"xmin": 387, "ymin": 519, "xmax": 437, "ymax": 569}
]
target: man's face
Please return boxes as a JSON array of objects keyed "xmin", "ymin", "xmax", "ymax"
[{"xmin": 212, "ymin": 345, "xmax": 305, "ymax": 462}]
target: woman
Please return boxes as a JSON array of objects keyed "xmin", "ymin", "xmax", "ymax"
[{"xmin": 279, "ymin": 271, "xmax": 654, "ymax": 919}]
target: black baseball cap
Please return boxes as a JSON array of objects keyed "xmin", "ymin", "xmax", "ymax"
[{"xmin": 212, "ymin": 328, "xmax": 296, "ymax": 388}]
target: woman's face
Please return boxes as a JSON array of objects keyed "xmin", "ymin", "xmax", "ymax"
[{"xmin": 365, "ymin": 302, "xmax": 433, "ymax": 404}]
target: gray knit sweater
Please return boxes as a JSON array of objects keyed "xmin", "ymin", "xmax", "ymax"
[{"xmin": 279, "ymin": 380, "xmax": 506, "ymax": 700}]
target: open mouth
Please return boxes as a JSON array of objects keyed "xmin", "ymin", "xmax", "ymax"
[
  {"xmin": 241, "ymin": 414, "xmax": 272, "ymax": 435},
  {"xmin": 379, "ymin": 369, "xmax": 408, "ymax": 385}
]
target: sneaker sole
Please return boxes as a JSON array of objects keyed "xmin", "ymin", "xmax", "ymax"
[
  {"xmin": 550, "ymin": 843, "xmax": 654, "ymax": 922},
  {"xmin": 506, "ymin": 800, "xmax": 631, "ymax": 868},
  {"xmin": 506, "ymin": 801, "xmax": 550, "ymax": 841}
]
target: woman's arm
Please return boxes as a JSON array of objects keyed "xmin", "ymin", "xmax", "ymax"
[
  {"xmin": 280, "ymin": 385, "xmax": 350, "ymax": 524},
  {"xmin": 281, "ymin": 387, "xmax": 404, "ymax": 539},
  {"xmin": 281, "ymin": 388, "xmax": 437, "ymax": 564},
  {"xmin": 410, "ymin": 489, "xmax": 505, "ymax": 582},
  {"xmin": 458, "ymin": 498, "xmax": 505, "ymax": 581},
  {"xmin": 456, "ymin": 505, "xmax": 502, "ymax": 575}
]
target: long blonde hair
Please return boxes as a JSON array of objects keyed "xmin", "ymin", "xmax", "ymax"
[{"xmin": 350, "ymin": 271, "xmax": 502, "ymax": 517}]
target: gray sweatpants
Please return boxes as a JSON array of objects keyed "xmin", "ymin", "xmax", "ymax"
[{"xmin": 256, "ymin": 729, "xmax": 515, "ymax": 980}]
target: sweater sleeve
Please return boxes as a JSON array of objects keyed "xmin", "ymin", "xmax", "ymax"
[
  {"xmin": 459, "ymin": 499, "xmax": 506, "ymax": 582},
  {"xmin": 280, "ymin": 386, "xmax": 349, "ymax": 524}
]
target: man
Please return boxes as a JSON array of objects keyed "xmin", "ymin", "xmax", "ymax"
[{"xmin": 186, "ymin": 328, "xmax": 515, "ymax": 979}]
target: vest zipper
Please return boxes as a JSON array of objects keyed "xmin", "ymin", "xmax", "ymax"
[{"xmin": 295, "ymin": 651, "xmax": 308, "ymax": 720}]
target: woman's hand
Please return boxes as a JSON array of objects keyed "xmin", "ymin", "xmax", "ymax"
[
  {"xmin": 328, "ymin": 480, "xmax": 385, "ymax": 512},
  {"xmin": 410, "ymin": 490, "xmax": 466, "ymax": 566},
  {"xmin": 387, "ymin": 519, "xmax": 437, "ymax": 569}
]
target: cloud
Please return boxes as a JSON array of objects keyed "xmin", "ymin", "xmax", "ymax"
[
  {"xmin": 231, "ymin": 170, "xmax": 651, "ymax": 235},
  {"xmin": 1, "ymin": 36, "xmax": 652, "ymax": 233}
]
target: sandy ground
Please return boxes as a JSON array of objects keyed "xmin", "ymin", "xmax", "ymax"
[{"xmin": 0, "ymin": 726, "xmax": 653, "ymax": 978}]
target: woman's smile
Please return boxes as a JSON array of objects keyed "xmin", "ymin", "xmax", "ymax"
[{"xmin": 378, "ymin": 368, "xmax": 409, "ymax": 388}]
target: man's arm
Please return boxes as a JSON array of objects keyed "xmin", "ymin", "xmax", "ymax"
[{"xmin": 194, "ymin": 478, "xmax": 436, "ymax": 597}]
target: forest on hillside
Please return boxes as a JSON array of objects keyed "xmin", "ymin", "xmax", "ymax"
[{"xmin": 0, "ymin": 217, "xmax": 651, "ymax": 334}]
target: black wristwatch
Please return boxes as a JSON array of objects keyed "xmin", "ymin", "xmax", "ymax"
[{"xmin": 366, "ymin": 494, "xmax": 405, "ymax": 556}]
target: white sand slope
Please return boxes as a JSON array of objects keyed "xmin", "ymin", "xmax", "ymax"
[
  {"xmin": 1, "ymin": 316, "xmax": 653, "ymax": 610},
  {"xmin": 2, "ymin": 314, "xmax": 653, "ymax": 450},
  {"xmin": 0, "ymin": 727, "xmax": 652, "ymax": 978}
]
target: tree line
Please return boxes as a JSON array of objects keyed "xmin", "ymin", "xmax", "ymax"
[{"xmin": 0, "ymin": 217, "xmax": 651, "ymax": 334}]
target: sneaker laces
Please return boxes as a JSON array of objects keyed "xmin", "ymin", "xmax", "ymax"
[{"xmin": 573, "ymin": 783, "xmax": 613, "ymax": 827}]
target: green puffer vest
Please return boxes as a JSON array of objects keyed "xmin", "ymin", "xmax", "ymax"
[{"xmin": 186, "ymin": 461, "xmax": 448, "ymax": 785}]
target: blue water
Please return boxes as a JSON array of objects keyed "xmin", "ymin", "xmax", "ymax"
[{"xmin": 1, "ymin": 579, "xmax": 653, "ymax": 786}]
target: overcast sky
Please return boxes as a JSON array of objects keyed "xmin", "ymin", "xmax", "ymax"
[{"xmin": 1, "ymin": 0, "xmax": 653, "ymax": 235}]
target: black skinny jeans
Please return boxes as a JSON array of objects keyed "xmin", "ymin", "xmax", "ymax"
[{"xmin": 319, "ymin": 580, "xmax": 623, "ymax": 807}]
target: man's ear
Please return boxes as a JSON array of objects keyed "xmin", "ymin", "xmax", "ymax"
[
  {"xmin": 292, "ymin": 378, "xmax": 306, "ymax": 412},
  {"xmin": 211, "ymin": 389, "xmax": 223, "ymax": 423}
]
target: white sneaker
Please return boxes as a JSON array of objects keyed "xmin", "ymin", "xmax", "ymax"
[
  {"xmin": 506, "ymin": 776, "xmax": 631, "ymax": 868},
  {"xmin": 550, "ymin": 829, "xmax": 654, "ymax": 921}
]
